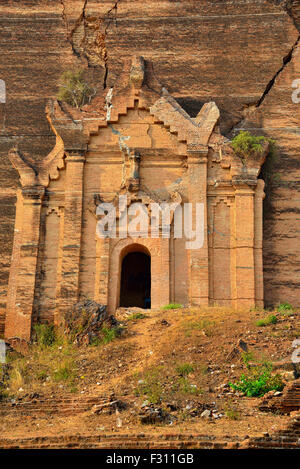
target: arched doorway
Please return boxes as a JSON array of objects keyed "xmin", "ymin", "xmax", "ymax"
[{"xmin": 119, "ymin": 251, "xmax": 151, "ymax": 308}]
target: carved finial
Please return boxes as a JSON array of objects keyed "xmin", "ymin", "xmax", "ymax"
[
  {"xmin": 121, "ymin": 151, "xmax": 141, "ymax": 193},
  {"xmin": 130, "ymin": 56, "xmax": 145, "ymax": 89},
  {"xmin": 8, "ymin": 146, "xmax": 38, "ymax": 187},
  {"xmin": 194, "ymin": 102, "xmax": 220, "ymax": 127}
]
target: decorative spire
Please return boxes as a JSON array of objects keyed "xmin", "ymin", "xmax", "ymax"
[{"xmin": 130, "ymin": 56, "xmax": 145, "ymax": 89}]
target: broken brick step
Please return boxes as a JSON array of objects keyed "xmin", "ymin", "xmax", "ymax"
[
  {"xmin": 0, "ymin": 396, "xmax": 108, "ymax": 416},
  {"xmin": 0, "ymin": 433, "xmax": 243, "ymax": 450},
  {"xmin": 0, "ymin": 432, "xmax": 298, "ymax": 449}
]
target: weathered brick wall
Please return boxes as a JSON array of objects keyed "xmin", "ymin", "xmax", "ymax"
[
  {"xmin": 0, "ymin": 1, "xmax": 299, "ymax": 333},
  {"xmin": 240, "ymin": 38, "xmax": 300, "ymax": 307}
]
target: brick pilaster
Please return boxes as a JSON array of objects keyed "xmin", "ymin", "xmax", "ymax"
[
  {"xmin": 58, "ymin": 151, "xmax": 85, "ymax": 318},
  {"xmin": 187, "ymin": 147, "xmax": 209, "ymax": 306},
  {"xmin": 5, "ymin": 185, "xmax": 45, "ymax": 341},
  {"xmin": 234, "ymin": 183, "xmax": 256, "ymax": 307}
]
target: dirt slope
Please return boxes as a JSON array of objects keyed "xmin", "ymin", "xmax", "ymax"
[{"xmin": 0, "ymin": 305, "xmax": 299, "ymax": 445}]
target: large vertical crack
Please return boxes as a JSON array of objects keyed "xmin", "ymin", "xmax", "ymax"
[
  {"xmin": 256, "ymin": 34, "xmax": 300, "ymax": 107},
  {"xmin": 60, "ymin": 0, "xmax": 88, "ymax": 62},
  {"xmin": 60, "ymin": 0, "xmax": 121, "ymax": 88},
  {"xmin": 228, "ymin": 32, "xmax": 300, "ymax": 136},
  {"xmin": 105, "ymin": 0, "xmax": 121, "ymax": 29},
  {"xmin": 226, "ymin": 0, "xmax": 300, "ymax": 135},
  {"xmin": 103, "ymin": 1, "xmax": 121, "ymax": 88}
]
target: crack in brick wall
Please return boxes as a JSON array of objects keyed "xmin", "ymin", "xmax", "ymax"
[
  {"xmin": 1, "ymin": 0, "xmax": 300, "ymax": 335},
  {"xmin": 61, "ymin": 0, "xmax": 122, "ymax": 88},
  {"xmin": 256, "ymin": 34, "xmax": 300, "ymax": 108}
]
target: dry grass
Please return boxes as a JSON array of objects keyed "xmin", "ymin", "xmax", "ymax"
[
  {"xmin": 1, "ymin": 305, "xmax": 298, "ymax": 440},
  {"xmin": 6, "ymin": 337, "xmax": 78, "ymax": 394}
]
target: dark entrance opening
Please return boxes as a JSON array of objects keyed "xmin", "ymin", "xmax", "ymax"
[{"xmin": 119, "ymin": 252, "xmax": 151, "ymax": 308}]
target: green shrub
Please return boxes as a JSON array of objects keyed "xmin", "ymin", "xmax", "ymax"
[
  {"xmin": 35, "ymin": 369, "xmax": 47, "ymax": 382},
  {"xmin": 34, "ymin": 324, "xmax": 56, "ymax": 347},
  {"xmin": 225, "ymin": 408, "xmax": 240, "ymax": 420},
  {"xmin": 89, "ymin": 326, "xmax": 122, "ymax": 346},
  {"xmin": 224, "ymin": 400, "xmax": 240, "ymax": 420},
  {"xmin": 241, "ymin": 351, "xmax": 254, "ymax": 369},
  {"xmin": 277, "ymin": 303, "xmax": 293, "ymax": 315},
  {"xmin": 176, "ymin": 363, "xmax": 194, "ymax": 377},
  {"xmin": 0, "ymin": 389, "xmax": 8, "ymax": 401},
  {"xmin": 178, "ymin": 377, "xmax": 201, "ymax": 395},
  {"xmin": 69, "ymin": 385, "xmax": 79, "ymax": 394},
  {"xmin": 256, "ymin": 314, "xmax": 278, "ymax": 327},
  {"xmin": 183, "ymin": 319, "xmax": 215, "ymax": 337},
  {"xmin": 53, "ymin": 360, "xmax": 76, "ymax": 383},
  {"xmin": 101, "ymin": 326, "xmax": 120, "ymax": 344},
  {"xmin": 229, "ymin": 362, "xmax": 284, "ymax": 397},
  {"xmin": 8, "ymin": 360, "xmax": 28, "ymax": 392},
  {"xmin": 127, "ymin": 312, "xmax": 147, "ymax": 321},
  {"xmin": 134, "ymin": 367, "xmax": 164, "ymax": 404},
  {"xmin": 250, "ymin": 306, "xmax": 266, "ymax": 313},
  {"xmin": 57, "ymin": 70, "xmax": 95, "ymax": 108},
  {"xmin": 172, "ymin": 364, "xmax": 201, "ymax": 396},
  {"xmin": 162, "ymin": 303, "xmax": 183, "ymax": 310},
  {"xmin": 231, "ymin": 131, "xmax": 276, "ymax": 163},
  {"xmin": 231, "ymin": 131, "xmax": 267, "ymax": 160},
  {"xmin": 0, "ymin": 364, "xmax": 8, "ymax": 401}
]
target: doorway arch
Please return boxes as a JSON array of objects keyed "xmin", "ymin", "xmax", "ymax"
[{"xmin": 119, "ymin": 245, "xmax": 151, "ymax": 308}]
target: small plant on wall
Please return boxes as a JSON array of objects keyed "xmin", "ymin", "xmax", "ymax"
[
  {"xmin": 231, "ymin": 130, "xmax": 267, "ymax": 160},
  {"xmin": 231, "ymin": 130, "xmax": 276, "ymax": 161},
  {"xmin": 57, "ymin": 69, "xmax": 96, "ymax": 108},
  {"xmin": 231, "ymin": 131, "xmax": 278, "ymax": 214}
]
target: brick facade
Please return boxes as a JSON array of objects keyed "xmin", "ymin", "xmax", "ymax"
[{"xmin": 4, "ymin": 57, "xmax": 267, "ymax": 342}]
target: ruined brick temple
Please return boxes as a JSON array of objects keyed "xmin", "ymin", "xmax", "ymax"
[
  {"xmin": 1, "ymin": 0, "xmax": 300, "ymax": 342},
  {"xmin": 4, "ymin": 57, "xmax": 268, "ymax": 342}
]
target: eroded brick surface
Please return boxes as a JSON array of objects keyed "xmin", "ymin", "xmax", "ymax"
[
  {"xmin": 1, "ymin": 1, "xmax": 300, "ymax": 333},
  {"xmin": 3, "ymin": 56, "xmax": 268, "ymax": 341}
]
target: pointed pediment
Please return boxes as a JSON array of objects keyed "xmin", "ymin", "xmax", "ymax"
[
  {"xmin": 8, "ymin": 56, "xmax": 225, "ymax": 187},
  {"xmin": 46, "ymin": 56, "xmax": 220, "ymax": 150}
]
